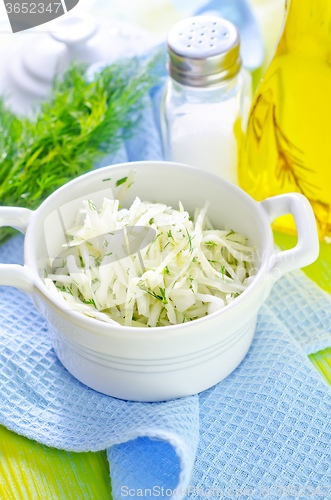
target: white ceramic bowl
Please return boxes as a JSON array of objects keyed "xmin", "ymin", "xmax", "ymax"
[{"xmin": 0, "ymin": 162, "xmax": 319, "ymax": 401}]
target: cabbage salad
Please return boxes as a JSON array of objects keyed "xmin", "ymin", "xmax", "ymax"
[{"xmin": 44, "ymin": 196, "xmax": 256, "ymax": 327}]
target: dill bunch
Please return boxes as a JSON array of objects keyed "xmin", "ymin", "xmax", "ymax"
[{"xmin": 0, "ymin": 53, "xmax": 161, "ymax": 245}]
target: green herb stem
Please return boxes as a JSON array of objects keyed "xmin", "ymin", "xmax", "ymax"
[{"xmin": 0, "ymin": 53, "xmax": 161, "ymax": 245}]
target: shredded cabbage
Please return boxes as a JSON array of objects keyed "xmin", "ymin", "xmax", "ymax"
[{"xmin": 44, "ymin": 196, "xmax": 256, "ymax": 327}]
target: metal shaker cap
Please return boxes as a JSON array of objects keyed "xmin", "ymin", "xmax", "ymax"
[{"xmin": 167, "ymin": 16, "xmax": 241, "ymax": 87}]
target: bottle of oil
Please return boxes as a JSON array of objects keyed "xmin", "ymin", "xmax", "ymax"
[{"xmin": 238, "ymin": 0, "xmax": 331, "ymax": 239}]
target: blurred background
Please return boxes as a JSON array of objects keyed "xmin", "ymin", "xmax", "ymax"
[{"xmin": 0, "ymin": 0, "xmax": 285, "ymax": 76}]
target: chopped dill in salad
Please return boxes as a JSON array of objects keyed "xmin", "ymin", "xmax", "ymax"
[{"xmin": 44, "ymin": 196, "xmax": 256, "ymax": 327}]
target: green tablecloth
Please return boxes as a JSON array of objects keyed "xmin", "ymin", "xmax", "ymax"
[{"xmin": 0, "ymin": 233, "xmax": 331, "ymax": 499}]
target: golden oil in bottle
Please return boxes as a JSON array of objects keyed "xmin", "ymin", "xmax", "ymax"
[{"xmin": 238, "ymin": 0, "xmax": 331, "ymax": 239}]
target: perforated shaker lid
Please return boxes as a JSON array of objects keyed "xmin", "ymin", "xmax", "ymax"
[{"xmin": 167, "ymin": 16, "xmax": 241, "ymax": 87}]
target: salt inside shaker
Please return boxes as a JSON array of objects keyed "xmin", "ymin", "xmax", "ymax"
[{"xmin": 161, "ymin": 16, "xmax": 252, "ymax": 184}]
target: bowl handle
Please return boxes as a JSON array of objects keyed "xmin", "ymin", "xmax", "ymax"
[
  {"xmin": 259, "ymin": 193, "xmax": 319, "ymax": 280},
  {"xmin": 0, "ymin": 207, "xmax": 35, "ymax": 293}
]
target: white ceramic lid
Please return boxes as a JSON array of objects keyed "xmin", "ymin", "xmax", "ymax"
[{"xmin": 167, "ymin": 16, "xmax": 241, "ymax": 87}]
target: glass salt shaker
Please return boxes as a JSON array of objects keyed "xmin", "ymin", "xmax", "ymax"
[{"xmin": 161, "ymin": 16, "xmax": 252, "ymax": 185}]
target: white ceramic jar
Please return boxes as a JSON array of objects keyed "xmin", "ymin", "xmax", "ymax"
[{"xmin": 0, "ymin": 162, "xmax": 319, "ymax": 401}]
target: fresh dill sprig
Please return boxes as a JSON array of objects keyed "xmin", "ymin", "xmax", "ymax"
[
  {"xmin": 185, "ymin": 227, "xmax": 195, "ymax": 253},
  {"xmin": 0, "ymin": 53, "xmax": 161, "ymax": 245},
  {"xmin": 116, "ymin": 177, "xmax": 128, "ymax": 187},
  {"xmin": 88, "ymin": 200, "xmax": 97, "ymax": 211},
  {"xmin": 163, "ymin": 265, "xmax": 170, "ymax": 275}
]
